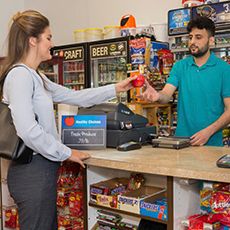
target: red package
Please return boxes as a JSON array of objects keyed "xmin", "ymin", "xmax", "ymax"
[
  {"xmin": 69, "ymin": 191, "xmax": 83, "ymax": 217},
  {"xmin": 188, "ymin": 214, "xmax": 208, "ymax": 230},
  {"xmin": 207, "ymin": 213, "xmax": 227, "ymax": 223},
  {"xmin": 72, "ymin": 217, "xmax": 84, "ymax": 230},
  {"xmin": 5, "ymin": 208, "xmax": 18, "ymax": 229},
  {"xmin": 220, "ymin": 213, "xmax": 230, "ymax": 227},
  {"xmin": 157, "ymin": 49, "xmax": 174, "ymax": 75},
  {"xmin": 210, "ymin": 191, "xmax": 230, "ymax": 214},
  {"xmin": 58, "ymin": 215, "xmax": 71, "ymax": 228}
]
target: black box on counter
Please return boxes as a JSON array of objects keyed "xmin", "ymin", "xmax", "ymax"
[{"xmin": 107, "ymin": 126, "xmax": 156, "ymax": 148}]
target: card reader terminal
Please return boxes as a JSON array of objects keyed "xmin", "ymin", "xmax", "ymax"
[
  {"xmin": 216, "ymin": 154, "xmax": 230, "ymax": 168},
  {"xmin": 117, "ymin": 141, "xmax": 142, "ymax": 151}
]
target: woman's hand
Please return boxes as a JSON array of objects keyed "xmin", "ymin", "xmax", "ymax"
[
  {"xmin": 115, "ymin": 75, "xmax": 137, "ymax": 93},
  {"xmin": 68, "ymin": 149, "xmax": 91, "ymax": 168}
]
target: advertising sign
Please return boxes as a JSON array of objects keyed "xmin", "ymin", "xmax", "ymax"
[
  {"xmin": 168, "ymin": 8, "xmax": 191, "ymax": 36},
  {"xmin": 62, "ymin": 115, "xmax": 106, "ymax": 149}
]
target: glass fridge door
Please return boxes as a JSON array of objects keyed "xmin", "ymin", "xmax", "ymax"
[
  {"xmin": 90, "ymin": 40, "xmax": 128, "ymax": 102},
  {"xmin": 63, "ymin": 60, "xmax": 85, "ymax": 90},
  {"xmin": 53, "ymin": 46, "xmax": 86, "ymax": 90},
  {"xmin": 91, "ymin": 57, "xmax": 127, "ymax": 87},
  {"xmin": 39, "ymin": 57, "xmax": 59, "ymax": 83}
]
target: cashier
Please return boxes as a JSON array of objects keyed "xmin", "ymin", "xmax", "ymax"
[{"xmin": 142, "ymin": 17, "xmax": 230, "ymax": 146}]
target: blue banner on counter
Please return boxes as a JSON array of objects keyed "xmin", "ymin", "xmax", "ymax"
[{"xmin": 61, "ymin": 115, "xmax": 107, "ymax": 149}]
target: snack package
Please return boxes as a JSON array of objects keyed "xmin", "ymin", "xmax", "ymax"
[
  {"xmin": 4, "ymin": 207, "xmax": 18, "ymax": 229},
  {"xmin": 157, "ymin": 49, "xmax": 174, "ymax": 75},
  {"xmin": 200, "ymin": 188, "xmax": 213, "ymax": 213},
  {"xmin": 220, "ymin": 213, "xmax": 230, "ymax": 227},
  {"xmin": 69, "ymin": 191, "xmax": 83, "ymax": 217},
  {"xmin": 210, "ymin": 191, "xmax": 230, "ymax": 214},
  {"xmin": 188, "ymin": 214, "xmax": 221, "ymax": 230},
  {"xmin": 129, "ymin": 37, "xmax": 151, "ymax": 69}
]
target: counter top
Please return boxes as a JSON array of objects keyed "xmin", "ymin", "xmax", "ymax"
[{"xmin": 85, "ymin": 146, "xmax": 230, "ymax": 183}]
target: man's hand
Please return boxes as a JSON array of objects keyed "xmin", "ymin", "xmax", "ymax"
[
  {"xmin": 190, "ymin": 128, "xmax": 213, "ymax": 146},
  {"xmin": 141, "ymin": 80, "xmax": 160, "ymax": 102},
  {"xmin": 68, "ymin": 149, "xmax": 91, "ymax": 168}
]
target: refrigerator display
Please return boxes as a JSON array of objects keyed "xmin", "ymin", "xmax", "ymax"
[
  {"xmin": 39, "ymin": 56, "xmax": 60, "ymax": 84},
  {"xmin": 88, "ymin": 37, "xmax": 130, "ymax": 102},
  {"xmin": 52, "ymin": 43, "xmax": 89, "ymax": 90}
]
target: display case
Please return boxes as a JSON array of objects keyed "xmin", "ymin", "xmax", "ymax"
[
  {"xmin": 87, "ymin": 165, "xmax": 173, "ymax": 230},
  {"xmin": 39, "ymin": 56, "xmax": 60, "ymax": 84},
  {"xmin": 52, "ymin": 43, "xmax": 89, "ymax": 90}
]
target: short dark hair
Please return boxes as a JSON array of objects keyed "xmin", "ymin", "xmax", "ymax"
[{"xmin": 187, "ymin": 16, "xmax": 215, "ymax": 37}]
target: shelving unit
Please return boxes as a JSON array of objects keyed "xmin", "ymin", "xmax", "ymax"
[
  {"xmin": 0, "ymin": 159, "xmax": 18, "ymax": 230},
  {"xmin": 39, "ymin": 56, "xmax": 60, "ymax": 83},
  {"xmin": 86, "ymin": 165, "xmax": 173, "ymax": 230},
  {"xmin": 128, "ymin": 102, "xmax": 172, "ymax": 136}
]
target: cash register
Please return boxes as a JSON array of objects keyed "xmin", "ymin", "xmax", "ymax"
[{"xmin": 78, "ymin": 103, "xmax": 156, "ymax": 148}]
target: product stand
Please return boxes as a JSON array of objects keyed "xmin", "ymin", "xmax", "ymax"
[
  {"xmin": 82, "ymin": 167, "xmax": 88, "ymax": 230},
  {"xmin": 0, "ymin": 159, "xmax": 2, "ymax": 229},
  {"xmin": 0, "ymin": 158, "xmax": 17, "ymax": 230},
  {"xmin": 128, "ymin": 102, "xmax": 172, "ymax": 136},
  {"xmin": 84, "ymin": 146, "xmax": 230, "ymax": 230},
  {"xmin": 86, "ymin": 165, "xmax": 173, "ymax": 229}
]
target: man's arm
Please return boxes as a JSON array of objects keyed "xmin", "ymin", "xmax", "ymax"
[
  {"xmin": 142, "ymin": 81, "xmax": 177, "ymax": 103},
  {"xmin": 190, "ymin": 97, "xmax": 230, "ymax": 146}
]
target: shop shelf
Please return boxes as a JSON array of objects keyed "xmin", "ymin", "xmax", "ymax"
[{"xmin": 88, "ymin": 201, "xmax": 167, "ymax": 225}]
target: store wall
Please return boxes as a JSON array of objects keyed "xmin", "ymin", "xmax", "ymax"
[
  {"xmin": 0, "ymin": 0, "xmax": 182, "ymax": 55},
  {"xmin": 86, "ymin": 0, "xmax": 182, "ymax": 42},
  {"xmin": 0, "ymin": 0, "xmax": 24, "ymax": 56}
]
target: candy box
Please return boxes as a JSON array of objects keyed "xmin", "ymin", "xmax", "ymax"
[
  {"xmin": 140, "ymin": 195, "xmax": 167, "ymax": 221},
  {"xmin": 90, "ymin": 177, "xmax": 129, "ymax": 203},
  {"xmin": 118, "ymin": 186, "xmax": 165, "ymax": 214},
  {"xmin": 96, "ymin": 193, "xmax": 118, "ymax": 208}
]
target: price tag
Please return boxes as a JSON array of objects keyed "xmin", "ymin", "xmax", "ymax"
[{"xmin": 62, "ymin": 115, "xmax": 106, "ymax": 150}]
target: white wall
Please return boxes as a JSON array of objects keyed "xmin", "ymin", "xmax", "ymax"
[
  {"xmin": 0, "ymin": 0, "xmax": 182, "ymax": 55},
  {"xmin": 23, "ymin": 0, "xmax": 89, "ymax": 46},
  {"xmin": 86, "ymin": 0, "xmax": 182, "ymax": 42},
  {"xmin": 0, "ymin": 0, "xmax": 24, "ymax": 56}
]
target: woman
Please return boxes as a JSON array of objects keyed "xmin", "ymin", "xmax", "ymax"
[{"xmin": 0, "ymin": 10, "xmax": 136, "ymax": 230}]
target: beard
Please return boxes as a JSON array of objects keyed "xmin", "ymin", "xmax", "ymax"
[{"xmin": 189, "ymin": 42, "xmax": 209, "ymax": 58}]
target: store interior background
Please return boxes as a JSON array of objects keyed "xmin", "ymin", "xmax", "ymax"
[{"xmin": 0, "ymin": 0, "xmax": 182, "ymax": 56}]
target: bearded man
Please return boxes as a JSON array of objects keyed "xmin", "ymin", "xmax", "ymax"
[{"xmin": 142, "ymin": 16, "xmax": 230, "ymax": 146}]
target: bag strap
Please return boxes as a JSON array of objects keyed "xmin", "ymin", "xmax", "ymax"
[
  {"xmin": 4, "ymin": 64, "xmax": 35, "ymax": 99},
  {"xmin": 2, "ymin": 64, "xmax": 38, "ymax": 121}
]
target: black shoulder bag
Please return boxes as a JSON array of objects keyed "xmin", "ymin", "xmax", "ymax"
[{"xmin": 0, "ymin": 65, "xmax": 36, "ymax": 164}]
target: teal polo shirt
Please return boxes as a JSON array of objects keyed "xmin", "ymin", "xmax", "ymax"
[{"xmin": 167, "ymin": 52, "xmax": 230, "ymax": 146}]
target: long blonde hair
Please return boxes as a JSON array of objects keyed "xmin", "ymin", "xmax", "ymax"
[{"xmin": 0, "ymin": 10, "xmax": 49, "ymax": 98}]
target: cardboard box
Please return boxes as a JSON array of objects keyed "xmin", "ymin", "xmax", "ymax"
[
  {"xmin": 90, "ymin": 177, "xmax": 129, "ymax": 203},
  {"xmin": 140, "ymin": 194, "xmax": 167, "ymax": 221},
  {"xmin": 96, "ymin": 194, "xmax": 118, "ymax": 208},
  {"xmin": 118, "ymin": 186, "xmax": 165, "ymax": 214}
]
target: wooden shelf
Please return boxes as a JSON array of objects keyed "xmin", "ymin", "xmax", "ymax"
[
  {"xmin": 127, "ymin": 102, "xmax": 172, "ymax": 136},
  {"xmin": 64, "ymin": 70, "xmax": 84, "ymax": 73},
  {"xmin": 64, "ymin": 82, "xmax": 84, "ymax": 86},
  {"xmin": 88, "ymin": 201, "xmax": 167, "ymax": 225}
]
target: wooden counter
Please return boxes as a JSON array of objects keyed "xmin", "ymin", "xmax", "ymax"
[{"xmin": 85, "ymin": 146, "xmax": 230, "ymax": 183}]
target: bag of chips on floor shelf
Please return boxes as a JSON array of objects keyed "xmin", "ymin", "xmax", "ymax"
[{"xmin": 210, "ymin": 191, "xmax": 230, "ymax": 214}]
